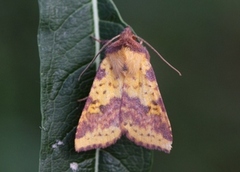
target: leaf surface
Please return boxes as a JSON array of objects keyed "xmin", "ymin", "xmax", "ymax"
[{"xmin": 38, "ymin": 0, "xmax": 153, "ymax": 171}]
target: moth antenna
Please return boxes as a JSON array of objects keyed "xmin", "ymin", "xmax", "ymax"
[
  {"xmin": 136, "ymin": 36, "xmax": 182, "ymax": 76},
  {"xmin": 78, "ymin": 34, "xmax": 121, "ymax": 80}
]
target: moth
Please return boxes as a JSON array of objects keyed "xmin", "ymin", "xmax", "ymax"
[{"xmin": 75, "ymin": 27, "xmax": 180, "ymax": 153}]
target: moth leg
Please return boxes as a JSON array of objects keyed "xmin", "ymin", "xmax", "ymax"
[{"xmin": 78, "ymin": 97, "xmax": 88, "ymax": 102}]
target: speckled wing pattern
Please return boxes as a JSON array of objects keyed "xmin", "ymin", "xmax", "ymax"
[
  {"xmin": 75, "ymin": 27, "xmax": 172, "ymax": 153},
  {"xmin": 120, "ymin": 48, "xmax": 172, "ymax": 153},
  {"xmin": 75, "ymin": 57, "xmax": 123, "ymax": 152}
]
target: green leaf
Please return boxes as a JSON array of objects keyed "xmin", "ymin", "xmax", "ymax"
[{"xmin": 38, "ymin": 0, "xmax": 153, "ymax": 171}]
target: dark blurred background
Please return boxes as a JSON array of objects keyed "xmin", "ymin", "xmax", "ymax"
[{"xmin": 1, "ymin": 0, "xmax": 240, "ymax": 171}]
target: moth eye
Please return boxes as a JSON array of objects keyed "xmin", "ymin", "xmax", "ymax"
[{"xmin": 132, "ymin": 36, "xmax": 137, "ymax": 41}]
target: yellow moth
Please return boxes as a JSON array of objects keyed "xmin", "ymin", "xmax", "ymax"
[{"xmin": 75, "ymin": 27, "xmax": 181, "ymax": 153}]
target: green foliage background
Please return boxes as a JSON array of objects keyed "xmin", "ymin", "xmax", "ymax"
[{"xmin": 1, "ymin": 0, "xmax": 240, "ymax": 171}]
